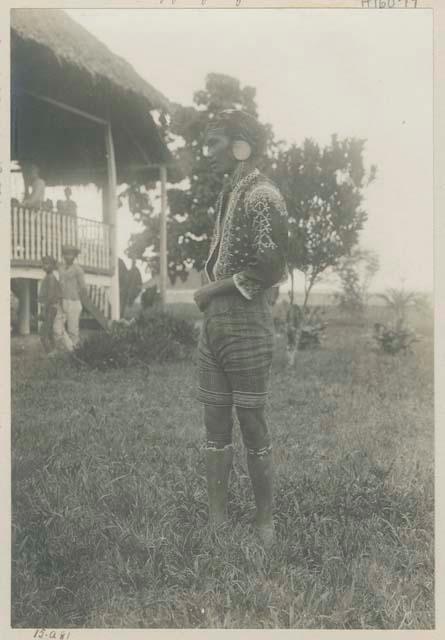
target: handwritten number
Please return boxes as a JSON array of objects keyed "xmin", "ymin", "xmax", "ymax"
[
  {"xmin": 362, "ymin": 0, "xmax": 417, "ymax": 7},
  {"xmin": 33, "ymin": 630, "xmax": 72, "ymax": 639}
]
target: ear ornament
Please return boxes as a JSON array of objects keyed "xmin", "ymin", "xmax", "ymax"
[{"xmin": 232, "ymin": 140, "xmax": 252, "ymax": 161}]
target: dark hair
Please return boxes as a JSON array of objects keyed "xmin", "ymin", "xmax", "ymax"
[
  {"xmin": 42, "ymin": 255, "xmax": 57, "ymax": 268},
  {"xmin": 206, "ymin": 109, "xmax": 267, "ymax": 158}
]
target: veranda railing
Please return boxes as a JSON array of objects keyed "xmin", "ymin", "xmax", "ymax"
[{"xmin": 11, "ymin": 204, "xmax": 112, "ymax": 273}]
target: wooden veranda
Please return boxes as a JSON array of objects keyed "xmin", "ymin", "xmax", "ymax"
[{"xmin": 11, "ymin": 8, "xmax": 175, "ymax": 333}]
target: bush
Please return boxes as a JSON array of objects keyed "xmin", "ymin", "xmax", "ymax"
[
  {"xmin": 140, "ymin": 285, "xmax": 161, "ymax": 309},
  {"xmin": 72, "ymin": 310, "xmax": 197, "ymax": 370},
  {"xmin": 287, "ymin": 305, "xmax": 327, "ymax": 351},
  {"xmin": 373, "ymin": 320, "xmax": 419, "ymax": 355},
  {"xmin": 372, "ymin": 287, "xmax": 425, "ymax": 355}
]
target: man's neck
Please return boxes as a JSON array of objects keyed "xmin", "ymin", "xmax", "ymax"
[{"xmin": 229, "ymin": 162, "xmax": 257, "ymax": 188}]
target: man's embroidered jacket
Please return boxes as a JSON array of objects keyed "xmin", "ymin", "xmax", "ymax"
[{"xmin": 205, "ymin": 169, "xmax": 289, "ymax": 300}]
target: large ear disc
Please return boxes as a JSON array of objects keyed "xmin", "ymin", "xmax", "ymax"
[{"xmin": 232, "ymin": 140, "xmax": 252, "ymax": 161}]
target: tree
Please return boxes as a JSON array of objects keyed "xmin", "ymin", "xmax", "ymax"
[
  {"xmin": 333, "ymin": 247, "xmax": 380, "ymax": 314},
  {"xmin": 126, "ymin": 73, "xmax": 275, "ymax": 282},
  {"xmin": 271, "ymin": 136, "xmax": 376, "ymax": 308}
]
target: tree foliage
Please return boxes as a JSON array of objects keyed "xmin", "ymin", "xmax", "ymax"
[
  {"xmin": 124, "ymin": 74, "xmax": 376, "ymax": 305},
  {"xmin": 270, "ymin": 137, "xmax": 376, "ymax": 306},
  {"xmin": 333, "ymin": 247, "xmax": 380, "ymax": 314}
]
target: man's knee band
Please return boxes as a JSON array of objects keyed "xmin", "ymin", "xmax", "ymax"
[{"xmin": 246, "ymin": 444, "xmax": 272, "ymax": 458}]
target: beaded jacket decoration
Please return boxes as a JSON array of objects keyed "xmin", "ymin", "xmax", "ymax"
[{"xmin": 205, "ymin": 169, "xmax": 288, "ymax": 300}]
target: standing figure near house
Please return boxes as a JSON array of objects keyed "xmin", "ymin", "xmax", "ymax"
[
  {"xmin": 193, "ymin": 109, "xmax": 288, "ymax": 548},
  {"xmin": 57, "ymin": 187, "xmax": 77, "ymax": 217},
  {"xmin": 58, "ymin": 244, "xmax": 87, "ymax": 349},
  {"xmin": 38, "ymin": 255, "xmax": 69, "ymax": 355},
  {"xmin": 22, "ymin": 163, "xmax": 46, "ymax": 209}
]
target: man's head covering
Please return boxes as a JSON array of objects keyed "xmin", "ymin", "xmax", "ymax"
[
  {"xmin": 42, "ymin": 255, "xmax": 57, "ymax": 268},
  {"xmin": 62, "ymin": 244, "xmax": 81, "ymax": 257},
  {"xmin": 207, "ymin": 109, "xmax": 267, "ymax": 158}
]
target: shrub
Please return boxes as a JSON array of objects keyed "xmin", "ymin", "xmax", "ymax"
[
  {"xmin": 285, "ymin": 305, "xmax": 328, "ymax": 366},
  {"xmin": 140, "ymin": 285, "xmax": 161, "ymax": 309},
  {"xmin": 373, "ymin": 320, "xmax": 419, "ymax": 355},
  {"xmin": 72, "ymin": 310, "xmax": 197, "ymax": 370},
  {"xmin": 287, "ymin": 305, "xmax": 327, "ymax": 351},
  {"xmin": 372, "ymin": 287, "xmax": 425, "ymax": 355}
]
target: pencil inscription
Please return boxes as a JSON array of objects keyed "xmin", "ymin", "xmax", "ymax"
[
  {"xmin": 33, "ymin": 630, "xmax": 72, "ymax": 640},
  {"xmin": 362, "ymin": 0, "xmax": 418, "ymax": 7},
  {"xmin": 159, "ymin": 0, "xmax": 242, "ymax": 4}
]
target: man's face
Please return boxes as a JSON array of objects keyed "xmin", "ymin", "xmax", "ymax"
[
  {"xmin": 205, "ymin": 130, "xmax": 236, "ymax": 176},
  {"xmin": 64, "ymin": 254, "xmax": 75, "ymax": 266},
  {"xmin": 42, "ymin": 261, "xmax": 53, "ymax": 274}
]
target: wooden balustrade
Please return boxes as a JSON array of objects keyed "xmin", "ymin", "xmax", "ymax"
[{"xmin": 11, "ymin": 205, "xmax": 112, "ymax": 274}]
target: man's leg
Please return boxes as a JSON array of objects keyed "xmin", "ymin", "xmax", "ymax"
[
  {"xmin": 236, "ymin": 406, "xmax": 274, "ymax": 547},
  {"xmin": 63, "ymin": 299, "xmax": 82, "ymax": 347},
  {"xmin": 198, "ymin": 317, "xmax": 235, "ymax": 526},
  {"xmin": 39, "ymin": 317, "xmax": 52, "ymax": 354},
  {"xmin": 204, "ymin": 404, "xmax": 234, "ymax": 525},
  {"xmin": 54, "ymin": 304, "xmax": 73, "ymax": 352}
]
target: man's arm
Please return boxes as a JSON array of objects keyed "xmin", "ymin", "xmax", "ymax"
[
  {"xmin": 193, "ymin": 277, "xmax": 237, "ymax": 311},
  {"xmin": 76, "ymin": 266, "xmax": 89, "ymax": 302},
  {"xmin": 232, "ymin": 182, "xmax": 288, "ymax": 300}
]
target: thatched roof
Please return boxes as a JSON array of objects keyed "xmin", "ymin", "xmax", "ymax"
[{"xmin": 11, "ymin": 9, "xmax": 177, "ymax": 186}]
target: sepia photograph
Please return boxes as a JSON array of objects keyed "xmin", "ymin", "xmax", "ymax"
[{"xmin": 4, "ymin": 1, "xmax": 436, "ymax": 632}]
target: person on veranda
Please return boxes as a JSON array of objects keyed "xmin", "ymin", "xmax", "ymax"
[
  {"xmin": 194, "ymin": 109, "xmax": 288, "ymax": 548},
  {"xmin": 57, "ymin": 187, "xmax": 78, "ymax": 217},
  {"xmin": 22, "ymin": 163, "xmax": 46, "ymax": 209}
]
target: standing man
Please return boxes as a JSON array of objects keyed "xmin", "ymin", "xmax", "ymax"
[
  {"xmin": 38, "ymin": 255, "xmax": 63, "ymax": 354},
  {"xmin": 194, "ymin": 110, "xmax": 288, "ymax": 548},
  {"xmin": 58, "ymin": 244, "xmax": 87, "ymax": 349},
  {"xmin": 38, "ymin": 256, "xmax": 72, "ymax": 355},
  {"xmin": 22, "ymin": 163, "xmax": 46, "ymax": 209},
  {"xmin": 61, "ymin": 187, "xmax": 78, "ymax": 217}
]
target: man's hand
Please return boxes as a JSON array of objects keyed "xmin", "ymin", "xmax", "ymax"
[
  {"xmin": 193, "ymin": 277, "xmax": 239, "ymax": 311},
  {"xmin": 193, "ymin": 284, "xmax": 215, "ymax": 311}
]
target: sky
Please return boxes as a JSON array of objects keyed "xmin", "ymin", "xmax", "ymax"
[{"xmin": 66, "ymin": 7, "xmax": 433, "ymax": 292}]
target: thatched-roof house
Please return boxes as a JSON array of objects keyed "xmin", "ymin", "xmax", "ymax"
[
  {"xmin": 10, "ymin": 8, "xmax": 173, "ymax": 332},
  {"xmin": 11, "ymin": 8, "xmax": 173, "ymax": 186}
]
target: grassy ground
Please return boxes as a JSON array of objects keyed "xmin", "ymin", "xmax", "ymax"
[{"xmin": 11, "ymin": 307, "xmax": 434, "ymax": 629}]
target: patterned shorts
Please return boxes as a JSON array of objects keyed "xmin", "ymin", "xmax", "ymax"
[{"xmin": 197, "ymin": 291, "xmax": 275, "ymax": 409}]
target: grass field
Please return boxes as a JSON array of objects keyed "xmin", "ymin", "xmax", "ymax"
[{"xmin": 11, "ymin": 307, "xmax": 434, "ymax": 629}]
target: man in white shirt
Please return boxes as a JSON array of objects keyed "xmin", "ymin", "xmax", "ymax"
[
  {"xmin": 58, "ymin": 245, "xmax": 88, "ymax": 349},
  {"xmin": 22, "ymin": 163, "xmax": 46, "ymax": 209}
]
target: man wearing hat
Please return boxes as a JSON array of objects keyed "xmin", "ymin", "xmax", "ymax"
[
  {"xmin": 38, "ymin": 255, "xmax": 66, "ymax": 354},
  {"xmin": 194, "ymin": 109, "xmax": 288, "ymax": 547},
  {"xmin": 58, "ymin": 244, "xmax": 87, "ymax": 349}
]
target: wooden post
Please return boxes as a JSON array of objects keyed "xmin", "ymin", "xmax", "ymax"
[
  {"xmin": 18, "ymin": 279, "xmax": 31, "ymax": 336},
  {"xmin": 160, "ymin": 164, "xmax": 168, "ymax": 306},
  {"xmin": 104, "ymin": 122, "xmax": 120, "ymax": 321}
]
